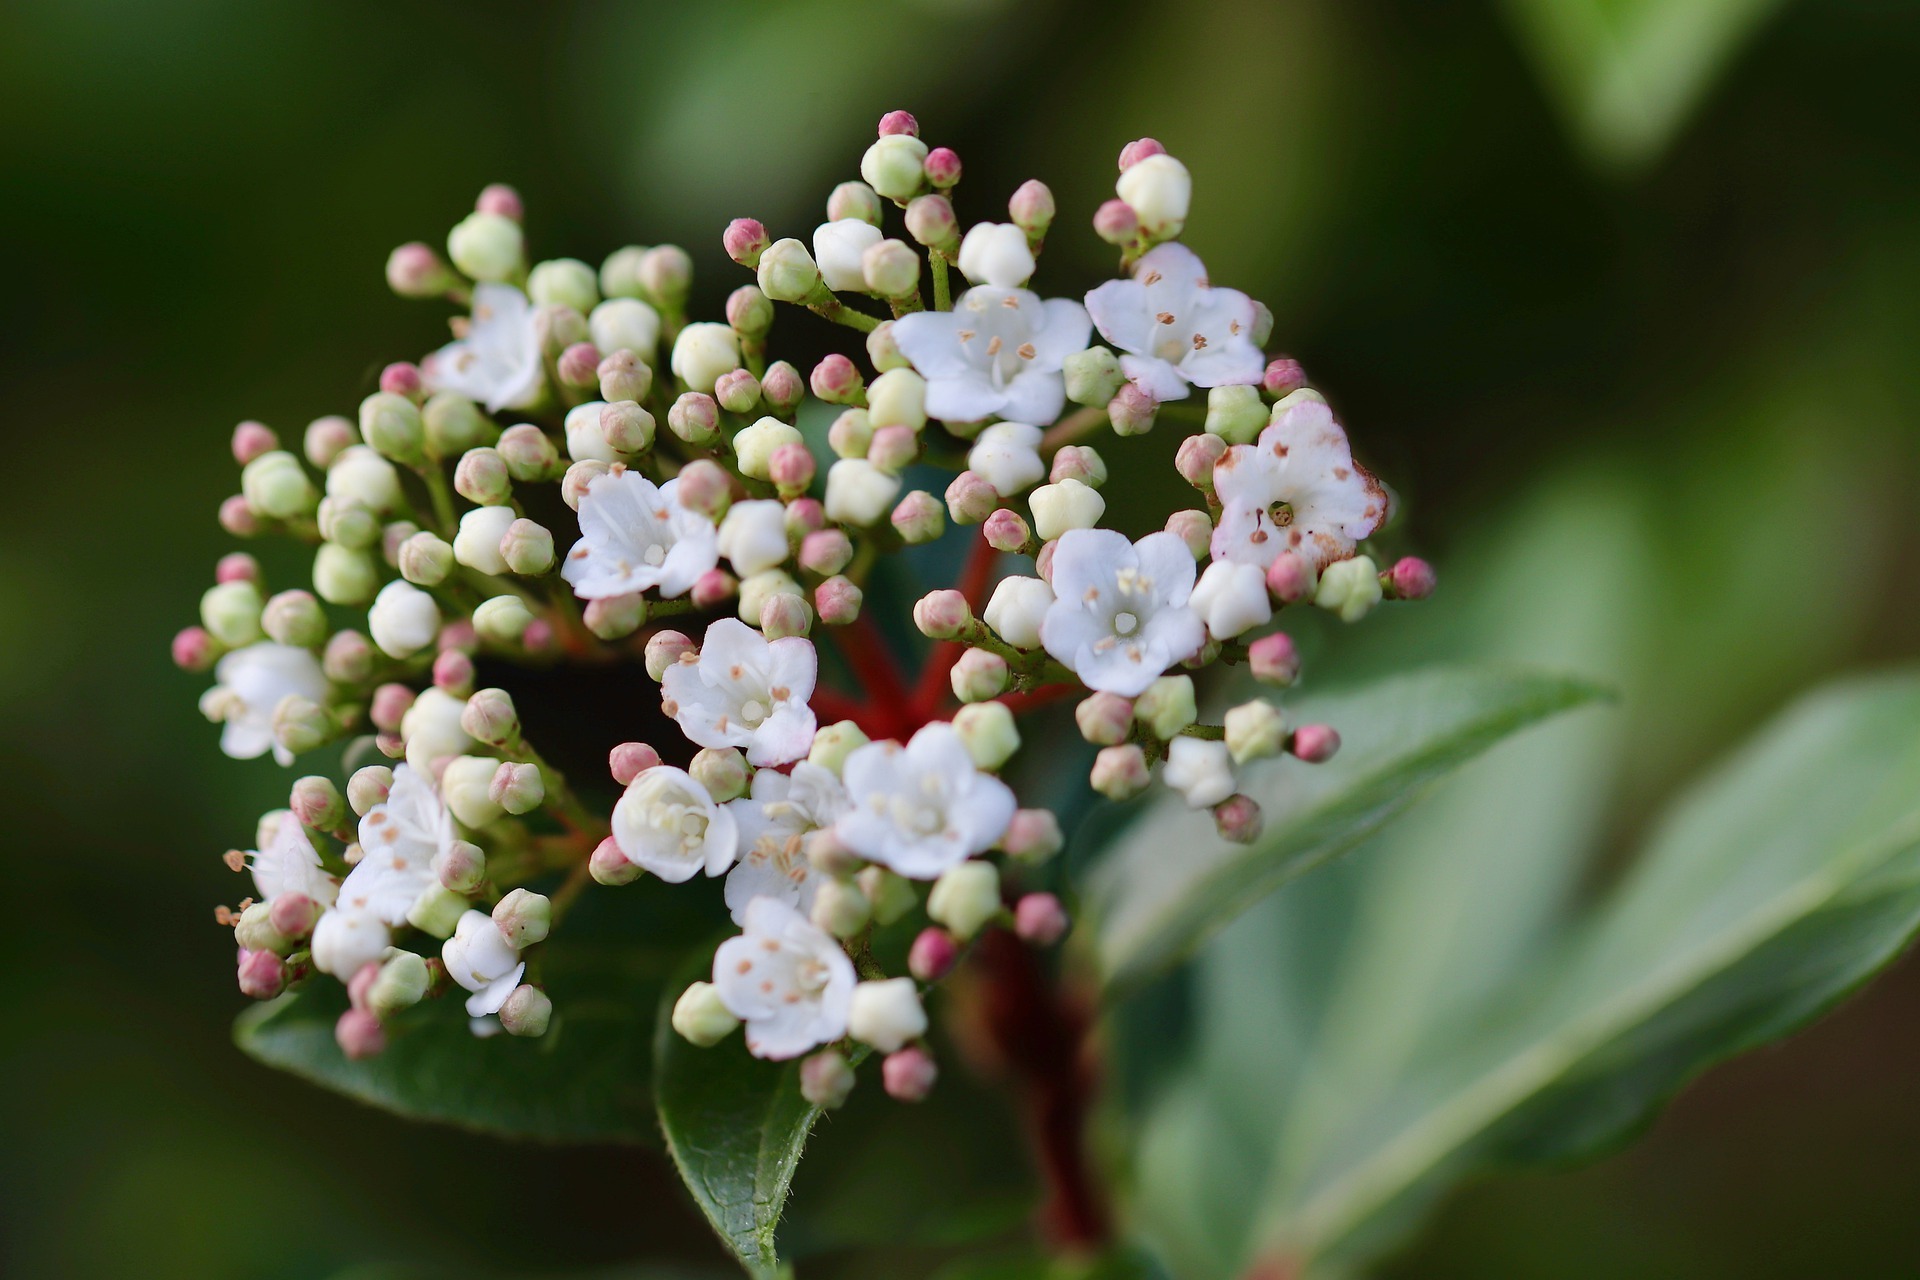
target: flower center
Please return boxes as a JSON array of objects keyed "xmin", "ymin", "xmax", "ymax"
[
  {"xmin": 739, "ymin": 699, "xmax": 768, "ymax": 726},
  {"xmin": 1268, "ymin": 500, "xmax": 1295, "ymax": 528},
  {"xmin": 643, "ymin": 543, "xmax": 667, "ymax": 566},
  {"xmin": 1113, "ymin": 610, "xmax": 1140, "ymax": 636}
]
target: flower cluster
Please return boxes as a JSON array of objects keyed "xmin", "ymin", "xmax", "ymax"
[{"xmin": 178, "ymin": 115, "xmax": 1430, "ymax": 1104}]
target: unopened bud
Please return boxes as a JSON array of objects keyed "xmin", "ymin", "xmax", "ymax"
[
  {"xmin": 231, "ymin": 420, "xmax": 278, "ymax": 466},
  {"xmin": 724, "ymin": 218, "xmax": 770, "ymax": 268},
  {"xmin": 359, "ymin": 392, "xmax": 426, "ymax": 465},
  {"xmin": 1135, "ymin": 675, "xmax": 1197, "ymax": 739},
  {"xmin": 811, "ymin": 876, "xmax": 873, "ymax": 939},
  {"xmin": 913, "ymin": 589, "xmax": 972, "ymax": 640},
  {"xmin": 609, "ymin": 741, "xmax": 661, "ymax": 785},
  {"xmin": 1002, "ymin": 808, "xmax": 1063, "ymax": 863},
  {"xmin": 810, "ymin": 354, "xmax": 864, "ymax": 405},
  {"xmin": 590, "ymin": 836, "xmax": 644, "ymax": 886},
  {"xmin": 883, "ymin": 1045, "xmax": 938, "ymax": 1102},
  {"xmin": 1213, "ymin": 793, "xmax": 1264, "ymax": 844},
  {"xmin": 1107, "ymin": 383, "xmax": 1158, "ymax": 436},
  {"xmin": 760, "ymin": 592, "xmax": 813, "ymax": 639},
  {"xmin": 664, "ymin": 393, "xmax": 719, "ymax": 449},
  {"xmin": 904, "ymin": 194, "xmax": 958, "ymax": 251},
  {"xmin": 945, "ymin": 470, "xmax": 998, "ymax": 525},
  {"xmin": 909, "ymin": 927, "xmax": 959, "ymax": 982},
  {"xmin": 290, "ymin": 775, "xmax": 345, "ymax": 831},
  {"xmin": 863, "ymin": 239, "xmax": 921, "ymax": 298},
  {"xmin": 1029, "ymin": 478, "xmax": 1105, "ymax": 542},
  {"xmin": 857, "ymin": 865, "xmax": 917, "ymax": 925},
  {"xmin": 927, "ymin": 861, "xmax": 1002, "ymax": 940},
  {"xmin": 849, "ymin": 977, "xmax": 926, "ymax": 1052},
  {"xmin": 1075, "ymin": 692, "xmax": 1134, "ymax": 746},
  {"xmin": 713, "ymin": 368, "xmax": 762, "ymax": 416},
  {"xmin": 1091, "ymin": 743, "xmax": 1151, "ymax": 800},
  {"xmin": 827, "ymin": 408, "xmax": 874, "ymax": 459},
  {"xmin": 234, "ymin": 900, "xmax": 290, "ymax": 955},
  {"xmin": 890, "ymin": 490, "xmax": 944, "ymax": 544},
  {"xmin": 500, "ymin": 518, "xmax": 555, "ymax": 575},
  {"xmin": 489, "ymin": 760, "xmax": 544, "ymax": 814},
  {"xmin": 472, "ymin": 594, "xmax": 536, "ymax": 646},
  {"xmin": 272, "ymin": 696, "xmax": 334, "ymax": 757},
  {"xmin": 218, "ymin": 494, "xmax": 259, "ymax": 537},
  {"xmin": 643, "ymin": 630, "xmax": 695, "ymax": 681},
  {"xmin": 1387, "ymin": 556, "xmax": 1436, "ymax": 600},
  {"xmin": 760, "ymin": 360, "xmax": 805, "ymax": 415},
  {"xmin": 1225, "ymin": 699, "xmax": 1287, "ymax": 763},
  {"xmin": 460, "ymin": 687, "xmax": 519, "ymax": 747},
  {"xmin": 433, "ymin": 838, "xmax": 487, "ymax": 892},
  {"xmin": 396, "ymin": 531, "xmax": 453, "ymax": 587},
  {"xmin": 335, "ymin": 1008, "xmax": 387, "ymax": 1059},
  {"xmin": 867, "ymin": 424, "xmax": 918, "ymax": 474},
  {"xmin": 953, "ymin": 700, "xmax": 1020, "ymax": 771},
  {"xmin": 269, "ymin": 892, "xmax": 324, "ymax": 940},
  {"xmin": 1009, "ymin": 179, "xmax": 1055, "ymax": 237},
  {"xmin": 1265, "ymin": 552, "xmax": 1316, "ymax": 604},
  {"xmin": 598, "ymin": 400, "xmax": 655, "ymax": 456},
  {"xmin": 369, "ymin": 951, "xmax": 431, "ymax": 1018},
  {"xmin": 1263, "ymin": 357, "xmax": 1307, "ymax": 397},
  {"xmin": 867, "ymin": 321, "xmax": 909, "ymax": 372},
  {"xmin": 1314, "ymin": 555, "xmax": 1382, "ymax": 623},
  {"xmin": 861, "ymin": 133, "xmax": 929, "ymax": 202},
  {"xmin": 1094, "ymin": 198, "xmax": 1140, "ymax": 245},
  {"xmin": 583, "ymin": 592, "xmax": 646, "ymax": 641},
  {"xmin": 690, "ymin": 746, "xmax": 750, "ymax": 802},
  {"xmin": 172, "ymin": 626, "xmax": 216, "ymax": 672},
  {"xmin": 347, "ymin": 765, "xmax": 395, "ymax": 816},
  {"xmin": 984, "ymin": 508, "xmax": 1032, "ymax": 553},
  {"xmin": 924, "ymin": 146, "xmax": 962, "ymax": 189},
  {"xmin": 673, "ymin": 981, "xmax": 741, "ymax": 1047},
  {"xmin": 1176, "ymin": 433, "xmax": 1228, "ymax": 491},
  {"xmin": 814, "ymin": 575, "xmax": 863, "ymax": 625},
  {"xmin": 304, "ymin": 415, "xmax": 359, "ymax": 469},
  {"xmin": 499, "ymin": 984, "xmax": 553, "ymax": 1037},
  {"xmin": 241, "ymin": 451, "xmax": 319, "ymax": 521},
  {"xmin": 756, "ymin": 238, "xmax": 823, "ymax": 304},
  {"xmin": 1049, "ymin": 445, "xmax": 1107, "ymax": 489},
  {"xmin": 386, "ymin": 241, "xmax": 456, "ymax": 298},
  {"xmin": 800, "ymin": 1049, "xmax": 856, "ymax": 1109},
  {"xmin": 1014, "ymin": 893, "xmax": 1069, "ymax": 946},
  {"xmin": 1289, "ymin": 724, "xmax": 1341, "ymax": 764},
  {"xmin": 492, "ymin": 887, "xmax": 551, "ymax": 948},
  {"xmin": 799, "ymin": 528, "xmax": 853, "ymax": 577},
  {"xmin": 809, "ymin": 721, "xmax": 869, "ymax": 776},
  {"xmin": 261, "ymin": 589, "xmax": 327, "ymax": 648},
  {"xmin": 238, "ymin": 948, "xmax": 288, "ymax": 1000}
]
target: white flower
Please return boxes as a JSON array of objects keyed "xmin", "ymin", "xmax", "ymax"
[
  {"xmin": 717, "ymin": 499, "xmax": 791, "ymax": 577},
  {"xmin": 1116, "ymin": 153, "xmax": 1191, "ymax": 235},
  {"xmin": 1083, "ymin": 243, "xmax": 1264, "ymax": 402},
  {"xmin": 424, "ymin": 282, "xmax": 544, "ymax": 413},
  {"xmin": 835, "ymin": 721, "xmax": 1016, "ymax": 879},
  {"xmin": 983, "ymin": 575, "xmax": 1054, "ymax": 649},
  {"xmin": 669, "ymin": 322, "xmax": 743, "ymax": 394},
  {"xmin": 453, "ymin": 505, "xmax": 516, "ymax": 575},
  {"xmin": 723, "ymin": 762, "xmax": 849, "ymax": 924},
  {"xmin": 1187, "ymin": 559, "xmax": 1272, "ymax": 640},
  {"xmin": 368, "ymin": 579, "xmax": 441, "ymax": 659},
  {"xmin": 345, "ymin": 763, "xmax": 453, "ymax": 923},
  {"xmin": 589, "ymin": 297, "xmax": 661, "ymax": 356},
  {"xmin": 1039, "ymin": 528, "xmax": 1205, "ymax": 697},
  {"xmin": 891, "ymin": 287, "xmax": 1090, "ymax": 426},
  {"xmin": 848, "ymin": 978, "xmax": 927, "ymax": 1053},
  {"xmin": 310, "ymin": 905, "xmax": 390, "ymax": 978},
  {"xmin": 611, "ymin": 765, "xmax": 739, "ymax": 883},
  {"xmin": 443, "ymin": 909, "xmax": 526, "ymax": 1017},
  {"xmin": 966, "ymin": 421, "xmax": 1047, "ymax": 496},
  {"xmin": 1211, "ymin": 397, "xmax": 1388, "ymax": 574},
  {"xmin": 325, "ymin": 445, "xmax": 403, "ymax": 514},
  {"xmin": 957, "ymin": 222, "xmax": 1035, "ymax": 288},
  {"xmin": 401, "ymin": 687, "xmax": 474, "ymax": 773},
  {"xmin": 662, "ymin": 618, "xmax": 817, "ymax": 766},
  {"xmin": 206, "ymin": 642, "xmax": 329, "ymax": 766},
  {"xmin": 247, "ymin": 811, "xmax": 338, "ymax": 908},
  {"xmin": 562, "ymin": 469, "xmax": 719, "ymax": 600},
  {"xmin": 712, "ymin": 896, "xmax": 855, "ymax": 1060},
  {"xmin": 1163, "ymin": 736, "xmax": 1235, "ymax": 808},
  {"xmin": 813, "ymin": 219, "xmax": 884, "ymax": 292},
  {"xmin": 824, "ymin": 458, "xmax": 902, "ymax": 526}
]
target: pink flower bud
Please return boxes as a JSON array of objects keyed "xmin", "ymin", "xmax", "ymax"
[
  {"xmin": 883, "ymin": 1045, "xmax": 938, "ymax": 1101},
  {"xmin": 497, "ymin": 424, "xmax": 559, "ymax": 480},
  {"xmin": 439, "ymin": 618, "xmax": 478, "ymax": 653},
  {"xmin": 1002, "ymin": 809, "xmax": 1064, "ymax": 863},
  {"xmin": 913, "ymin": 589, "xmax": 973, "ymax": 640},
  {"xmin": 323, "ymin": 629, "xmax": 375, "ymax": 683},
  {"xmin": 1035, "ymin": 539, "xmax": 1058, "ymax": 583},
  {"xmin": 1176, "ymin": 433, "xmax": 1228, "ymax": 490},
  {"xmin": 335, "ymin": 1008, "xmax": 387, "ymax": 1060},
  {"xmin": 386, "ymin": 242, "xmax": 450, "ymax": 298},
  {"xmin": 1091, "ymin": 744, "xmax": 1151, "ymax": 800},
  {"xmin": 1247, "ymin": 632, "xmax": 1301, "ymax": 686},
  {"xmin": 1094, "ymin": 199, "xmax": 1140, "ymax": 245},
  {"xmin": 1009, "ymin": 179, "xmax": 1056, "ymax": 235},
  {"xmin": 1014, "ymin": 893, "xmax": 1069, "ymax": 946},
  {"xmin": 726, "ymin": 284, "xmax": 774, "ymax": 335},
  {"xmin": 172, "ymin": 626, "xmax": 217, "ymax": 672},
  {"xmin": 218, "ymin": 494, "xmax": 259, "ymax": 537},
  {"xmin": 290, "ymin": 775, "xmax": 345, "ymax": 830},
  {"xmin": 673, "ymin": 458, "xmax": 733, "ymax": 521},
  {"xmin": 815, "ymin": 575, "xmax": 864, "ymax": 625},
  {"xmin": 584, "ymin": 593, "xmax": 645, "ymax": 641},
  {"xmin": 610, "ymin": 741, "xmax": 662, "ymax": 785},
  {"xmin": 454, "ymin": 447, "xmax": 511, "ymax": 505},
  {"xmin": 490, "ymin": 761, "xmax": 544, "ymax": 814},
  {"xmin": 924, "ymin": 146, "xmax": 962, "ymax": 188},
  {"xmin": 216, "ymin": 552, "xmax": 261, "ymax": 587},
  {"xmin": 769, "ymin": 442, "xmax": 817, "ymax": 497},
  {"xmin": 237, "ymin": 948, "xmax": 287, "ymax": 1000},
  {"xmin": 304, "ymin": 415, "xmax": 358, "ymax": 469},
  {"xmin": 369, "ymin": 683, "xmax": 416, "ymax": 733},
  {"xmin": 908, "ymin": 927, "xmax": 960, "ymax": 982},
  {"xmin": 461, "ymin": 687, "xmax": 519, "ymax": 747},
  {"xmin": 644, "ymin": 630, "xmax": 695, "ymax": 681},
  {"xmin": 946, "ymin": 470, "xmax": 999, "ymax": 525},
  {"xmin": 1119, "ymin": 137, "xmax": 1166, "ymax": 170},
  {"xmin": 433, "ymin": 839, "xmax": 486, "ymax": 892},
  {"xmin": 1289, "ymin": 723, "xmax": 1341, "ymax": 764},
  {"xmin": 691, "ymin": 569, "xmax": 737, "ymax": 611},
  {"xmin": 598, "ymin": 349, "xmax": 652, "ymax": 404},
  {"xmin": 904, "ymin": 194, "xmax": 958, "ymax": 250},
  {"xmin": 1049, "ymin": 444, "xmax": 1107, "ymax": 487},
  {"xmin": 760, "ymin": 360, "xmax": 805, "ymax": 414},
  {"xmin": 868, "ymin": 424, "xmax": 918, "ymax": 474},
  {"xmin": 1265, "ymin": 552, "xmax": 1314, "ymax": 604},
  {"xmin": 600, "ymin": 401, "xmax": 656, "ymax": 455},
  {"xmin": 724, "ymin": 218, "xmax": 770, "ymax": 268},
  {"xmin": 786, "ymin": 497, "xmax": 826, "ymax": 537},
  {"xmin": 668, "ymin": 392, "xmax": 721, "ymax": 445},
  {"xmin": 590, "ymin": 835, "xmax": 644, "ymax": 886},
  {"xmin": 347, "ymin": 961, "xmax": 382, "ymax": 1010},
  {"xmin": 269, "ymin": 893, "xmax": 323, "ymax": 940},
  {"xmin": 761, "ymin": 593, "xmax": 813, "ymax": 639},
  {"xmin": 1263, "ymin": 357, "xmax": 1306, "ymax": 397},
  {"xmin": 1389, "ymin": 556, "xmax": 1436, "ymax": 600},
  {"xmin": 535, "ymin": 303, "xmax": 589, "ymax": 356},
  {"xmin": 799, "ymin": 528, "xmax": 854, "ymax": 576},
  {"xmin": 1213, "ymin": 794, "xmax": 1264, "ymax": 844},
  {"xmin": 951, "ymin": 648, "xmax": 1009, "ymax": 702},
  {"xmin": 801, "ymin": 1049, "xmax": 857, "ymax": 1109},
  {"xmin": 810, "ymin": 354, "xmax": 864, "ymax": 404},
  {"xmin": 891, "ymin": 489, "xmax": 944, "ymax": 544},
  {"xmin": 1108, "ymin": 382, "xmax": 1158, "ymax": 435},
  {"xmin": 984, "ymin": 508, "xmax": 1032, "ymax": 553},
  {"xmin": 1075, "ymin": 692, "xmax": 1135, "ymax": 746},
  {"xmin": 475, "ymin": 182, "xmax": 523, "ymax": 220},
  {"xmin": 1165, "ymin": 509, "xmax": 1212, "ymax": 559},
  {"xmin": 557, "ymin": 341, "xmax": 602, "ymax": 390},
  {"xmin": 231, "ymin": 420, "xmax": 279, "ymax": 466},
  {"xmin": 714, "ymin": 368, "xmax": 762, "ymax": 415},
  {"xmin": 877, "ymin": 109, "xmax": 919, "ymax": 137},
  {"xmin": 379, "ymin": 361, "xmax": 423, "ymax": 398}
]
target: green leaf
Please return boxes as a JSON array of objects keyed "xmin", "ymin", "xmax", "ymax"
[
  {"xmin": 1500, "ymin": 0, "xmax": 1790, "ymax": 172},
  {"xmin": 1086, "ymin": 665, "xmax": 1611, "ymax": 995},
  {"xmin": 652, "ymin": 957, "xmax": 852, "ymax": 1277}
]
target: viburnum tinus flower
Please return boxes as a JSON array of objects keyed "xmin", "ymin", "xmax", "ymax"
[{"xmin": 182, "ymin": 116, "xmax": 1433, "ymax": 1142}]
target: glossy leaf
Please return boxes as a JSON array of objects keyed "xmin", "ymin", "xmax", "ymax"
[{"xmin": 1086, "ymin": 665, "xmax": 1610, "ymax": 995}]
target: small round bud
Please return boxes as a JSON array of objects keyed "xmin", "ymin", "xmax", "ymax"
[
  {"xmin": 1264, "ymin": 551, "xmax": 1316, "ymax": 604},
  {"xmin": 1108, "ymin": 383, "xmax": 1158, "ymax": 437},
  {"xmin": 500, "ymin": 984, "xmax": 553, "ymax": 1038},
  {"xmin": 1314, "ymin": 555, "xmax": 1383, "ymax": 623},
  {"xmin": 335, "ymin": 1008, "xmax": 386, "ymax": 1060},
  {"xmin": 849, "ymin": 977, "xmax": 926, "ymax": 1052},
  {"xmin": 442, "ymin": 754, "xmax": 505, "ymax": 828},
  {"xmin": 235, "ymin": 900, "xmax": 291, "ymax": 955},
  {"xmin": 760, "ymin": 360, "xmax": 805, "ymax": 415},
  {"xmin": 690, "ymin": 746, "xmax": 750, "ymax": 803},
  {"xmin": 1154, "ymin": 510, "xmax": 1206, "ymax": 561},
  {"xmin": 1213, "ymin": 794, "xmax": 1265, "ymax": 845},
  {"xmin": 473, "ymin": 594, "xmax": 536, "ymax": 646},
  {"xmin": 1062, "ymin": 346, "xmax": 1124, "ymax": 409},
  {"xmin": 433, "ymin": 838, "xmax": 487, "ymax": 892},
  {"xmin": 592, "ymin": 401, "xmax": 651, "ymax": 458},
  {"xmin": 810, "ymin": 354, "xmax": 864, "ymax": 405},
  {"xmin": 218, "ymin": 494, "xmax": 259, "ymax": 537},
  {"xmin": 953, "ymin": 701, "xmax": 1020, "ymax": 771},
  {"xmin": 1118, "ymin": 137, "xmax": 1166, "ymax": 170},
  {"xmin": 636, "ymin": 245, "xmax": 693, "ymax": 311},
  {"xmin": 867, "ymin": 321, "xmax": 910, "ymax": 372},
  {"xmin": 945, "ymin": 471, "xmax": 998, "ymax": 525},
  {"xmin": 475, "ymin": 182, "xmax": 523, "ymax": 220},
  {"xmin": 1225, "ymin": 699, "xmax": 1287, "ymax": 764},
  {"xmin": 1075, "ymin": 692, "xmax": 1135, "ymax": 746},
  {"xmin": 1388, "ymin": 556, "xmax": 1436, "ymax": 600},
  {"xmin": 1094, "ymin": 199, "xmax": 1140, "ymax": 245},
  {"xmin": 316, "ymin": 498, "xmax": 379, "ymax": 550},
  {"xmin": 868, "ymin": 424, "xmax": 919, "ymax": 474},
  {"xmin": 1136, "ymin": 675, "xmax": 1198, "ymax": 740},
  {"xmin": 913, "ymin": 589, "xmax": 972, "ymax": 640},
  {"xmin": 668, "ymin": 392, "xmax": 721, "ymax": 445},
  {"xmin": 808, "ymin": 720, "xmax": 870, "ymax": 777},
  {"xmin": 535, "ymin": 304, "xmax": 590, "ymax": 357},
  {"xmin": 1176, "ymin": 433, "xmax": 1228, "ymax": 491},
  {"xmin": 386, "ymin": 241, "xmax": 456, "ymax": 298},
  {"xmin": 811, "ymin": 877, "xmax": 873, "ymax": 939},
  {"xmin": 755, "ymin": 238, "xmax": 823, "ymax": 304},
  {"xmin": 528, "ymin": 257, "xmax": 599, "ymax": 313},
  {"xmin": 610, "ymin": 741, "xmax": 662, "ymax": 785},
  {"xmin": 957, "ymin": 222, "xmax": 1035, "ymax": 289},
  {"xmin": 800, "ymin": 1049, "xmax": 856, "ymax": 1109},
  {"xmin": 256, "ymin": 589, "xmax": 324, "ymax": 649},
  {"xmin": 199, "ymin": 580, "xmax": 263, "ymax": 647},
  {"xmin": 669, "ymin": 322, "xmax": 744, "ymax": 394},
  {"xmin": 488, "ymin": 428, "xmax": 554, "ymax": 486},
  {"xmin": 447, "ymin": 210, "xmax": 525, "ymax": 282},
  {"xmin": 924, "ymin": 146, "xmax": 962, "ymax": 189},
  {"xmin": 736, "ymin": 569, "xmax": 800, "ymax": 625},
  {"xmin": 1206, "ymin": 384, "xmax": 1269, "ymax": 444},
  {"xmin": 1263, "ymin": 357, "xmax": 1307, "ymax": 398},
  {"xmin": 1116, "ymin": 152, "xmax": 1191, "ymax": 236},
  {"xmin": 982, "ymin": 575, "xmax": 1051, "ymax": 650},
  {"xmin": 290, "ymin": 775, "xmax": 346, "ymax": 832},
  {"xmin": 368, "ymin": 951, "xmax": 432, "ymax": 1019},
  {"xmin": 499, "ymin": 518, "xmax": 555, "ymax": 576},
  {"xmin": 724, "ymin": 218, "xmax": 770, "ymax": 268},
  {"xmin": 1091, "ymin": 743, "xmax": 1151, "ymax": 800},
  {"xmin": 904, "ymin": 194, "xmax": 958, "ymax": 251},
  {"xmin": 713, "ymin": 368, "xmax": 762, "ymax": 416},
  {"xmin": 1029, "ymin": 478, "xmax": 1106, "ymax": 542},
  {"xmin": 909, "ymin": 928, "xmax": 960, "ymax": 982},
  {"xmin": 583, "ymin": 592, "xmax": 647, "ymax": 641},
  {"xmin": 1049, "ymin": 445, "xmax": 1108, "ymax": 488},
  {"xmin": 814, "ymin": 575, "xmax": 863, "ymax": 626},
  {"xmin": 555, "ymin": 341, "xmax": 602, "ymax": 392},
  {"xmin": 950, "ymin": 648, "xmax": 1009, "ymax": 703},
  {"xmin": 1003, "ymin": 809, "xmax": 1064, "ymax": 864},
  {"xmin": 238, "ymin": 948, "xmax": 288, "ymax": 1000},
  {"xmin": 493, "ymin": 887, "xmax": 551, "ymax": 948},
  {"xmin": 883, "ymin": 1046, "xmax": 938, "ymax": 1102},
  {"xmin": 453, "ymin": 448, "xmax": 510, "ymax": 507},
  {"xmin": 826, "ymin": 408, "xmax": 875, "ymax": 461},
  {"xmin": 876, "ymin": 108, "xmax": 919, "ymax": 137},
  {"xmin": 590, "ymin": 836, "xmax": 644, "ymax": 887},
  {"xmin": 1009, "ymin": 178, "xmax": 1056, "ymax": 236},
  {"xmin": 760, "ymin": 592, "xmax": 813, "ymax": 640},
  {"xmin": 172, "ymin": 626, "xmax": 217, "ymax": 672},
  {"xmin": 590, "ymin": 353, "xmax": 649, "ymax": 410},
  {"xmin": 347, "ymin": 764, "xmax": 395, "ymax": 816},
  {"xmin": 763, "ymin": 443, "xmax": 816, "ymax": 501},
  {"xmin": 369, "ymin": 683, "xmax": 415, "ymax": 733},
  {"xmin": 359, "ymin": 392, "xmax": 426, "ymax": 464},
  {"xmin": 824, "ymin": 458, "xmax": 902, "ymax": 526},
  {"xmin": 718, "ymin": 291, "xmax": 774, "ymax": 348},
  {"xmin": 861, "ymin": 134, "xmax": 930, "ymax": 202},
  {"xmin": 929, "ymin": 861, "xmax": 1001, "ymax": 940},
  {"xmin": 1035, "ymin": 539, "xmax": 1058, "ymax": 583},
  {"xmin": 460, "ymin": 687, "xmax": 519, "ymax": 747},
  {"xmin": 1247, "ymin": 632, "xmax": 1300, "ymax": 688},
  {"xmin": 272, "ymin": 695, "xmax": 335, "ymax": 758},
  {"xmin": 240, "ymin": 450, "xmax": 319, "ymax": 521},
  {"xmin": 269, "ymin": 893, "xmax": 324, "ymax": 941},
  {"xmin": 983, "ymin": 508, "xmax": 1032, "ymax": 554},
  {"xmin": 732, "ymin": 416, "xmax": 803, "ymax": 482},
  {"xmin": 489, "ymin": 760, "xmax": 545, "ymax": 815},
  {"xmin": 304, "ymin": 415, "xmax": 358, "ymax": 469},
  {"xmin": 672, "ymin": 458, "xmax": 732, "ymax": 523},
  {"xmin": 231, "ymin": 420, "xmax": 279, "ymax": 466},
  {"xmin": 317, "ymin": 629, "xmax": 372, "ymax": 686},
  {"xmin": 890, "ymin": 490, "xmax": 944, "ymax": 544},
  {"xmin": 863, "ymin": 239, "xmax": 921, "ymax": 298},
  {"xmin": 1014, "ymin": 893, "xmax": 1069, "ymax": 946},
  {"xmin": 796, "ymin": 529, "xmax": 852, "ymax": 578},
  {"xmin": 393, "ymin": 531, "xmax": 451, "ymax": 588},
  {"xmin": 858, "ymin": 866, "xmax": 918, "ymax": 926},
  {"xmin": 673, "ymin": 981, "xmax": 741, "ymax": 1047},
  {"xmin": 1289, "ymin": 724, "xmax": 1342, "ymax": 764}
]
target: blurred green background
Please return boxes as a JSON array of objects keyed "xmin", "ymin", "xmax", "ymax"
[{"xmin": 5, "ymin": 0, "xmax": 1920, "ymax": 1276}]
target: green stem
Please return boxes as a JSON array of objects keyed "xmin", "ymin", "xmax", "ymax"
[
  {"xmin": 417, "ymin": 464, "xmax": 458, "ymax": 537},
  {"xmin": 930, "ymin": 252, "xmax": 952, "ymax": 311}
]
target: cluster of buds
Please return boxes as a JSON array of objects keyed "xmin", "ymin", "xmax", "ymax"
[{"xmin": 181, "ymin": 112, "xmax": 1430, "ymax": 1104}]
